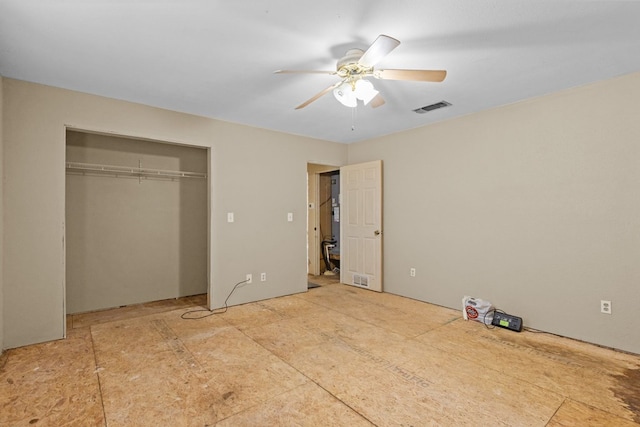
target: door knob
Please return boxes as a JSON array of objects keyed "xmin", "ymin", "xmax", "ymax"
[{"xmin": 374, "ymin": 230, "xmax": 381, "ymax": 236}]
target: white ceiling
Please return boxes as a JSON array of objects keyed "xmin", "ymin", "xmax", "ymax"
[{"xmin": 2, "ymin": 1, "xmax": 640, "ymax": 143}]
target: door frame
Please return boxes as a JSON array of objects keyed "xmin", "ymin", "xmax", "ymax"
[
  {"xmin": 63, "ymin": 126, "xmax": 212, "ymax": 335},
  {"xmin": 307, "ymin": 163, "xmax": 340, "ymax": 276}
]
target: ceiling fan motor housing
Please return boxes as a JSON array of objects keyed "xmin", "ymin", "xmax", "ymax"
[{"xmin": 336, "ymin": 49, "xmax": 365, "ymax": 72}]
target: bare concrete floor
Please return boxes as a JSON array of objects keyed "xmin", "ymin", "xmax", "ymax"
[{"xmin": 1, "ymin": 279, "xmax": 639, "ymax": 426}]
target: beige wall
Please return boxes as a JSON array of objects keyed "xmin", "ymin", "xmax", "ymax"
[
  {"xmin": 2, "ymin": 78, "xmax": 347, "ymax": 349},
  {"xmin": 3, "ymin": 72, "xmax": 640, "ymax": 354},
  {"xmin": 65, "ymin": 131, "xmax": 208, "ymax": 313},
  {"xmin": 0, "ymin": 76, "xmax": 4, "ymax": 353},
  {"xmin": 348, "ymin": 72, "xmax": 640, "ymax": 354}
]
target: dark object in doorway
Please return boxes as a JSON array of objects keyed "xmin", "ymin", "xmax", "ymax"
[
  {"xmin": 321, "ymin": 239, "xmax": 339, "ymax": 274},
  {"xmin": 308, "ymin": 282, "xmax": 320, "ymax": 289}
]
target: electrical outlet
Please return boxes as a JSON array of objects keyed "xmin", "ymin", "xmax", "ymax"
[
  {"xmin": 601, "ymin": 300, "xmax": 612, "ymax": 314},
  {"xmin": 246, "ymin": 274, "xmax": 252, "ymax": 284},
  {"xmin": 260, "ymin": 272, "xmax": 267, "ymax": 282},
  {"xmin": 410, "ymin": 268, "xmax": 416, "ymax": 277}
]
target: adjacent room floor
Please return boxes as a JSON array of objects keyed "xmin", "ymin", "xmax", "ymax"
[{"xmin": 1, "ymin": 278, "xmax": 639, "ymax": 426}]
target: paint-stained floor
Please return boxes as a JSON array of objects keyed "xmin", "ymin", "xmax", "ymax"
[{"xmin": 1, "ymin": 279, "xmax": 639, "ymax": 426}]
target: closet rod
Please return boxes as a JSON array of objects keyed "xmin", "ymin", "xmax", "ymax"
[{"xmin": 65, "ymin": 162, "xmax": 207, "ymax": 179}]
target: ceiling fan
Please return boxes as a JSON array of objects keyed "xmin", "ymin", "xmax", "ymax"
[{"xmin": 275, "ymin": 34, "xmax": 447, "ymax": 110}]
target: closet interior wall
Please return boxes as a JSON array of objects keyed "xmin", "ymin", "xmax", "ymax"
[{"xmin": 65, "ymin": 130, "xmax": 208, "ymax": 314}]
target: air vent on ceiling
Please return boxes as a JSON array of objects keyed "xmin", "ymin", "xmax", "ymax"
[{"xmin": 413, "ymin": 101, "xmax": 451, "ymax": 114}]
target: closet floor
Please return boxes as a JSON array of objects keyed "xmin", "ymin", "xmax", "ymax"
[
  {"xmin": 67, "ymin": 294, "xmax": 207, "ymax": 329},
  {"xmin": 1, "ymin": 284, "xmax": 639, "ymax": 426}
]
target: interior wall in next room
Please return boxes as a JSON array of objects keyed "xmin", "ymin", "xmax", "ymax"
[{"xmin": 65, "ymin": 130, "xmax": 208, "ymax": 314}]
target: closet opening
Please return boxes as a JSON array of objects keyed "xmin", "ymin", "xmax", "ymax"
[{"xmin": 64, "ymin": 129, "xmax": 209, "ymax": 321}]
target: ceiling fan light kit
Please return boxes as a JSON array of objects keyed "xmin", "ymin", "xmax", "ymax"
[
  {"xmin": 354, "ymin": 79, "xmax": 379, "ymax": 105},
  {"xmin": 333, "ymin": 79, "xmax": 379, "ymax": 107},
  {"xmin": 275, "ymin": 34, "xmax": 447, "ymax": 110},
  {"xmin": 333, "ymin": 82, "xmax": 357, "ymax": 107}
]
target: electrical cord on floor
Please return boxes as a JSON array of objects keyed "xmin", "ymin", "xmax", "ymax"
[{"xmin": 180, "ymin": 279, "xmax": 250, "ymax": 320}]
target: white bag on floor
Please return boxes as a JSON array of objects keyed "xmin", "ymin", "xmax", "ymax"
[{"xmin": 462, "ymin": 296, "xmax": 494, "ymax": 325}]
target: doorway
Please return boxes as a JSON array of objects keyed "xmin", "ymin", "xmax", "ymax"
[
  {"xmin": 319, "ymin": 170, "xmax": 341, "ymax": 275},
  {"xmin": 308, "ymin": 160, "xmax": 384, "ymax": 291},
  {"xmin": 307, "ymin": 163, "xmax": 341, "ymax": 278}
]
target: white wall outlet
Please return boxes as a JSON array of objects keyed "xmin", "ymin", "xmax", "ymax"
[
  {"xmin": 260, "ymin": 272, "xmax": 267, "ymax": 282},
  {"xmin": 287, "ymin": 212, "xmax": 294, "ymax": 222},
  {"xmin": 410, "ymin": 268, "xmax": 416, "ymax": 277},
  {"xmin": 246, "ymin": 273, "xmax": 252, "ymax": 284},
  {"xmin": 601, "ymin": 300, "xmax": 612, "ymax": 314},
  {"xmin": 227, "ymin": 212, "xmax": 234, "ymax": 223}
]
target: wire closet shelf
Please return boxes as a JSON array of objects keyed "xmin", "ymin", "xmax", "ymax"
[{"xmin": 65, "ymin": 162, "xmax": 207, "ymax": 180}]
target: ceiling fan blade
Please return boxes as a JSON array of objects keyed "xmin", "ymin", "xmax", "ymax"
[
  {"xmin": 295, "ymin": 81, "xmax": 343, "ymax": 110},
  {"xmin": 369, "ymin": 94, "xmax": 386, "ymax": 108},
  {"xmin": 274, "ymin": 70, "xmax": 336, "ymax": 75},
  {"xmin": 358, "ymin": 34, "xmax": 401, "ymax": 68},
  {"xmin": 375, "ymin": 69, "xmax": 447, "ymax": 82}
]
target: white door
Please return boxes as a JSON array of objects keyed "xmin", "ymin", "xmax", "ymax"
[{"xmin": 340, "ymin": 160, "xmax": 383, "ymax": 292}]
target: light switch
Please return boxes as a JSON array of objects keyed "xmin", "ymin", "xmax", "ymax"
[
  {"xmin": 287, "ymin": 212, "xmax": 294, "ymax": 222},
  {"xmin": 227, "ymin": 212, "xmax": 234, "ymax": 223}
]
